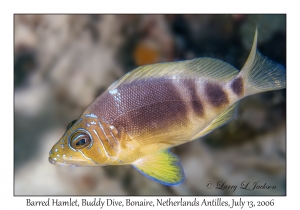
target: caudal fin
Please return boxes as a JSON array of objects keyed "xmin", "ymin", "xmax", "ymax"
[{"xmin": 237, "ymin": 28, "xmax": 286, "ymax": 97}]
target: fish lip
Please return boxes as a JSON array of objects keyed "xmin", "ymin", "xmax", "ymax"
[
  {"xmin": 48, "ymin": 157, "xmax": 57, "ymax": 165},
  {"xmin": 48, "ymin": 156, "xmax": 84, "ymax": 167},
  {"xmin": 48, "ymin": 156, "xmax": 73, "ymax": 166},
  {"xmin": 48, "ymin": 155, "xmax": 99, "ymax": 167}
]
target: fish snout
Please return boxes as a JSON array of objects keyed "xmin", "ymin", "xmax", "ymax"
[{"xmin": 48, "ymin": 156, "xmax": 57, "ymax": 165}]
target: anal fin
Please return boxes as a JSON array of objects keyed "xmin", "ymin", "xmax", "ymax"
[
  {"xmin": 132, "ymin": 150, "xmax": 184, "ymax": 186},
  {"xmin": 192, "ymin": 102, "xmax": 239, "ymax": 140}
]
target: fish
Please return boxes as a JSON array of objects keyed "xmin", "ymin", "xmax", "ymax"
[{"xmin": 49, "ymin": 29, "xmax": 286, "ymax": 186}]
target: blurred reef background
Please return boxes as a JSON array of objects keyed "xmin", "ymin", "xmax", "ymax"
[{"xmin": 14, "ymin": 14, "xmax": 286, "ymax": 195}]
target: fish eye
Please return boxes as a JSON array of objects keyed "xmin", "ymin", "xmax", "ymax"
[
  {"xmin": 67, "ymin": 120, "xmax": 77, "ymax": 130},
  {"xmin": 70, "ymin": 133, "xmax": 91, "ymax": 150}
]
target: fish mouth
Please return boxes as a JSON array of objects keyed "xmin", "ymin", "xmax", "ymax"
[
  {"xmin": 48, "ymin": 157, "xmax": 56, "ymax": 165},
  {"xmin": 48, "ymin": 157, "xmax": 62, "ymax": 165},
  {"xmin": 48, "ymin": 156, "xmax": 88, "ymax": 167}
]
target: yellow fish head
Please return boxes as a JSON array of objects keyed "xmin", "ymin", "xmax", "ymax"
[{"xmin": 48, "ymin": 116, "xmax": 111, "ymax": 167}]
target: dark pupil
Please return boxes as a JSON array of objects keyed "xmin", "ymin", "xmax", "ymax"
[{"xmin": 76, "ymin": 139, "xmax": 86, "ymax": 146}]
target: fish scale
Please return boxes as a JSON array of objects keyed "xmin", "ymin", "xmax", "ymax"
[{"xmin": 49, "ymin": 29, "xmax": 286, "ymax": 186}]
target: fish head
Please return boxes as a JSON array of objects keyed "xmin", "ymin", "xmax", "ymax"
[{"xmin": 49, "ymin": 116, "xmax": 112, "ymax": 167}]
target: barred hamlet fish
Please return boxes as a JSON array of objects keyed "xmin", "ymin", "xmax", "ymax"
[{"xmin": 49, "ymin": 29, "xmax": 286, "ymax": 186}]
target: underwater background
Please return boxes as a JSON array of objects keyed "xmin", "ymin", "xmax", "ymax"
[{"xmin": 14, "ymin": 14, "xmax": 286, "ymax": 195}]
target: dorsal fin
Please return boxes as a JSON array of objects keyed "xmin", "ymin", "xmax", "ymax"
[
  {"xmin": 108, "ymin": 57, "xmax": 239, "ymax": 90},
  {"xmin": 191, "ymin": 102, "xmax": 239, "ymax": 140}
]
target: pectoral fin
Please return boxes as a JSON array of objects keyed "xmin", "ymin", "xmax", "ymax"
[{"xmin": 132, "ymin": 150, "xmax": 185, "ymax": 186}]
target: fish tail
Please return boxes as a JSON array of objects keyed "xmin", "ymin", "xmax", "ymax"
[{"xmin": 234, "ymin": 28, "xmax": 286, "ymax": 97}]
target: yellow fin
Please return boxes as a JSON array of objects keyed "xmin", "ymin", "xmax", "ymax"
[
  {"xmin": 192, "ymin": 102, "xmax": 239, "ymax": 140},
  {"xmin": 108, "ymin": 57, "xmax": 239, "ymax": 90},
  {"xmin": 132, "ymin": 150, "xmax": 184, "ymax": 186}
]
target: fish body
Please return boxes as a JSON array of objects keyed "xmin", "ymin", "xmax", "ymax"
[{"xmin": 49, "ymin": 29, "xmax": 286, "ymax": 186}]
